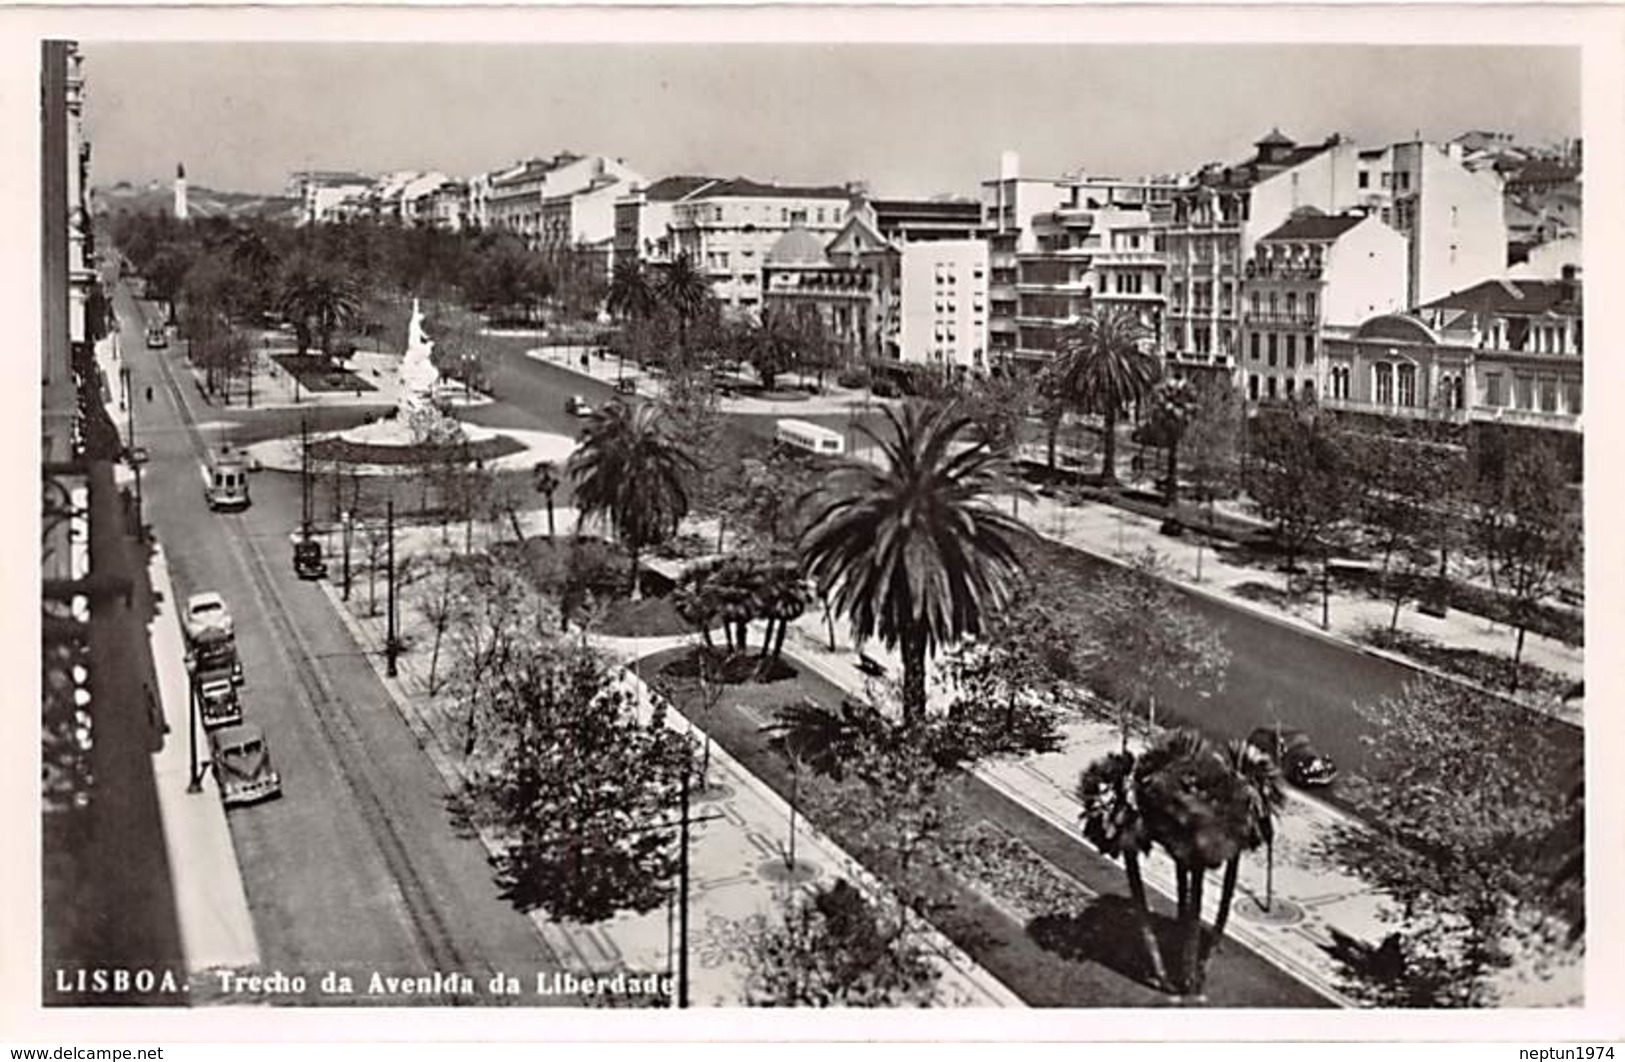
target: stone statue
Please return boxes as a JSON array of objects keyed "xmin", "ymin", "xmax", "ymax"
[{"xmin": 399, "ymin": 299, "xmax": 461, "ymax": 446}]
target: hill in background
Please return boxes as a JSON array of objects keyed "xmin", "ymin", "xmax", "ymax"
[{"xmin": 94, "ymin": 181, "xmax": 301, "ymax": 223}]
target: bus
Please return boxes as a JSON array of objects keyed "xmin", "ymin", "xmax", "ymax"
[{"xmin": 774, "ymin": 418, "xmax": 845, "ymax": 457}]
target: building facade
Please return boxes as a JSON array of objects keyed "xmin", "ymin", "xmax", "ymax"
[
  {"xmin": 898, "ymin": 239, "xmax": 990, "ymax": 372},
  {"xmin": 613, "ymin": 176, "xmax": 721, "ymax": 267},
  {"xmin": 761, "ymin": 223, "xmax": 876, "ymax": 366},
  {"xmin": 980, "ymin": 151, "xmax": 1070, "ymax": 363},
  {"xmin": 1321, "ymin": 271, "xmax": 1583, "ymax": 438},
  {"xmin": 1240, "ymin": 210, "xmax": 1409, "ymax": 402},
  {"xmin": 668, "ymin": 178, "xmax": 852, "ymax": 314}
]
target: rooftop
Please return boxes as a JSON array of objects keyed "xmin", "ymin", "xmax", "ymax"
[
  {"xmin": 1420, "ymin": 276, "xmax": 1582, "ymax": 318},
  {"xmin": 693, "ymin": 176, "xmax": 850, "ymax": 201},
  {"xmin": 1260, "ymin": 210, "xmax": 1367, "ymax": 242},
  {"xmin": 642, "ymin": 175, "xmax": 722, "ymax": 202}
]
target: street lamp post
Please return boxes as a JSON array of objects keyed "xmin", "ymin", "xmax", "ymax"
[
  {"xmin": 342, "ymin": 512, "xmax": 353, "ymax": 601},
  {"xmin": 385, "ymin": 499, "xmax": 399, "ymax": 677},
  {"xmin": 186, "ymin": 678, "xmax": 205, "ymax": 794}
]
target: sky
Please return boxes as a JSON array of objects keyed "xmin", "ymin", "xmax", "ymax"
[{"xmin": 81, "ymin": 42, "xmax": 1581, "ymax": 199}]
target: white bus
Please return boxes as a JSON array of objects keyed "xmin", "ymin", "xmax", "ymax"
[{"xmin": 775, "ymin": 418, "xmax": 845, "ymax": 456}]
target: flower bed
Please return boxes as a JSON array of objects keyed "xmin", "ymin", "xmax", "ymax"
[
  {"xmin": 308, "ymin": 433, "xmax": 526, "ymax": 467},
  {"xmin": 272, "ymin": 353, "xmax": 378, "ymax": 394}
]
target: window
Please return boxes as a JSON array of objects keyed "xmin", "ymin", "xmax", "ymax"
[
  {"xmin": 1517, "ymin": 375, "xmax": 1536, "ymax": 409},
  {"xmin": 1304, "ymin": 335, "xmax": 1316, "ymax": 365},
  {"xmin": 1540, "ymin": 378, "xmax": 1558, "ymax": 413},
  {"xmin": 1250, "ymin": 333, "xmax": 1261, "ymax": 361},
  {"xmin": 1250, "ymin": 292, "xmax": 1260, "ymax": 316},
  {"xmin": 1286, "ymin": 335, "xmax": 1297, "ymax": 369},
  {"xmin": 1397, "ymin": 363, "xmax": 1416, "ymax": 406},
  {"xmin": 1267, "ymin": 334, "xmax": 1278, "ymax": 366},
  {"xmin": 1484, "ymin": 372, "xmax": 1503, "ymax": 407},
  {"xmin": 1303, "ymin": 379, "xmax": 1315, "ymax": 399},
  {"xmin": 1249, "ymin": 374, "xmax": 1260, "ymax": 400},
  {"xmin": 1286, "ymin": 292, "xmax": 1298, "ymax": 318},
  {"xmin": 1285, "ymin": 379, "xmax": 1296, "ymax": 396},
  {"xmin": 1306, "ymin": 292, "xmax": 1317, "ymax": 320},
  {"xmin": 1358, "ymin": 171, "xmax": 1370, "ymax": 189},
  {"xmin": 1375, "ymin": 362, "xmax": 1394, "ymax": 404},
  {"xmin": 1267, "ymin": 377, "xmax": 1278, "ymax": 399}
]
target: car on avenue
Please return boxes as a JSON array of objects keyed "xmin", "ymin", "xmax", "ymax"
[
  {"xmin": 145, "ymin": 325, "xmax": 168, "ymax": 350},
  {"xmin": 1247, "ymin": 726, "xmax": 1338, "ymax": 788},
  {"xmin": 210, "ymin": 723, "xmax": 282, "ymax": 806},
  {"xmin": 182, "ymin": 591, "xmax": 234, "ymax": 644},
  {"xmin": 565, "ymin": 395, "xmax": 593, "ymax": 417}
]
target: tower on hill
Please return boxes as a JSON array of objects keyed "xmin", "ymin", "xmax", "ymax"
[{"xmin": 174, "ymin": 162, "xmax": 188, "ymax": 220}]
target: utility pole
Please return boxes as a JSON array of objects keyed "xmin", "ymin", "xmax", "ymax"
[
  {"xmin": 186, "ymin": 680, "xmax": 204, "ymax": 794},
  {"xmin": 342, "ymin": 513, "xmax": 353, "ymax": 602},
  {"xmin": 677, "ymin": 765, "xmax": 690, "ymax": 1009},
  {"xmin": 300, "ymin": 415, "xmax": 313, "ymax": 538},
  {"xmin": 385, "ymin": 499, "xmax": 398, "ymax": 677}
]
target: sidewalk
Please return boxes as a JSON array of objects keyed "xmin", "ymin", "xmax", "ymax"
[
  {"xmin": 320, "ymin": 524, "xmax": 1023, "ymax": 1008},
  {"xmin": 145, "ymin": 542, "xmax": 261, "ymax": 976},
  {"xmin": 774, "ymin": 610, "xmax": 1583, "ymax": 1007}
]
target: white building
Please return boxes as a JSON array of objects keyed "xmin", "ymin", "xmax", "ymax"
[
  {"xmin": 669, "ymin": 178, "xmax": 853, "ymax": 314},
  {"xmin": 899, "ymin": 239, "xmax": 990, "ymax": 372},
  {"xmin": 981, "ymin": 151, "xmax": 1070, "ymax": 362},
  {"xmin": 287, "ymin": 171, "xmax": 375, "ymax": 225}
]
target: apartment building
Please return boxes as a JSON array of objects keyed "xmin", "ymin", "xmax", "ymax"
[
  {"xmin": 487, "ymin": 153, "xmax": 583, "ymax": 248},
  {"xmin": 898, "ymin": 239, "xmax": 990, "ymax": 372},
  {"xmin": 1351, "ymin": 141, "xmax": 1508, "ymax": 306},
  {"xmin": 1012, "ymin": 172, "xmax": 1180, "ymax": 364},
  {"xmin": 614, "ymin": 176, "xmax": 722, "ymax": 267},
  {"xmin": 668, "ymin": 178, "xmax": 852, "ymax": 314},
  {"xmin": 1240, "ymin": 210, "xmax": 1408, "ymax": 402},
  {"xmin": 1321, "ymin": 269, "xmax": 1583, "ymax": 439},
  {"xmin": 287, "ymin": 170, "xmax": 374, "ymax": 225},
  {"xmin": 981, "ymin": 151, "xmax": 1069, "ymax": 363}
]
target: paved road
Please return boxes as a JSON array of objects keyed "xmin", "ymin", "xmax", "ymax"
[{"xmin": 114, "ymin": 286, "xmax": 566, "ymax": 1006}]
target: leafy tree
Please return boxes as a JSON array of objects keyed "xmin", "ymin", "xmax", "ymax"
[
  {"xmin": 1049, "ymin": 306, "xmax": 1163, "ymax": 483},
  {"xmin": 278, "ymin": 253, "xmax": 362, "ymax": 359},
  {"xmin": 1082, "ymin": 548, "xmax": 1229, "ymax": 747},
  {"xmin": 1353, "ymin": 429, "xmax": 1468, "ymax": 632},
  {"xmin": 1473, "ymin": 440, "xmax": 1581, "ymax": 686},
  {"xmin": 1247, "ymin": 395, "xmax": 1353, "ymax": 623},
  {"xmin": 1208, "ymin": 739, "xmax": 1285, "ymax": 944},
  {"xmin": 799, "ymin": 401, "xmax": 1032, "ymax": 729},
  {"xmin": 734, "ymin": 879, "xmax": 940, "ymax": 1006},
  {"xmin": 567, "ymin": 401, "xmax": 699, "ymax": 599},
  {"xmin": 460, "ymin": 641, "xmax": 695, "ymax": 924},
  {"xmin": 1321, "ymin": 680, "xmax": 1572, "ymax": 1006},
  {"xmin": 658, "ymin": 367, "xmax": 734, "ymax": 547}
]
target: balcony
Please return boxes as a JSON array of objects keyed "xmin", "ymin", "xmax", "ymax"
[
  {"xmin": 1245, "ymin": 311, "xmax": 1319, "ymax": 327},
  {"xmin": 1469, "ymin": 404, "xmax": 1581, "ymax": 432},
  {"xmin": 1246, "ymin": 261, "xmax": 1324, "ymax": 280},
  {"xmin": 1323, "ymin": 394, "xmax": 1473, "ymax": 424}
]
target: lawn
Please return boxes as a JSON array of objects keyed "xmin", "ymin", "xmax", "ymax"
[
  {"xmin": 511, "ymin": 536, "xmax": 692, "ymax": 638},
  {"xmin": 272, "ymin": 353, "xmax": 378, "ymax": 394},
  {"xmin": 640, "ymin": 644, "xmax": 1332, "ymax": 1009}
]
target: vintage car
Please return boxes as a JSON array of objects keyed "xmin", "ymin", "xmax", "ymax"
[
  {"xmin": 614, "ymin": 378, "xmax": 638, "ymax": 396},
  {"xmin": 195, "ymin": 669, "xmax": 243, "ymax": 730},
  {"xmin": 1247, "ymin": 726, "xmax": 1339, "ymax": 788},
  {"xmin": 182, "ymin": 591, "xmax": 234, "ymax": 643},
  {"xmin": 145, "ymin": 325, "xmax": 168, "ymax": 350},
  {"xmin": 293, "ymin": 538, "xmax": 328, "ymax": 580},
  {"xmin": 210, "ymin": 724, "xmax": 282, "ymax": 807},
  {"xmin": 565, "ymin": 395, "xmax": 593, "ymax": 417}
]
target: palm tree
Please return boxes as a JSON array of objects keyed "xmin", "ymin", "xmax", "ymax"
[
  {"xmin": 567, "ymin": 401, "xmax": 698, "ymax": 599},
  {"xmin": 799, "ymin": 401, "xmax": 1032, "ymax": 729},
  {"xmin": 1050, "ymin": 306, "xmax": 1162, "ymax": 484},
  {"xmin": 278, "ymin": 254, "xmax": 362, "ymax": 360},
  {"xmin": 1208, "ymin": 739, "xmax": 1285, "ymax": 947},
  {"xmin": 1148, "ymin": 377, "xmax": 1197, "ymax": 507},
  {"xmin": 1077, "ymin": 750, "xmax": 1171, "ymax": 990},
  {"xmin": 606, "ymin": 258, "xmax": 658, "ymax": 323},
  {"xmin": 655, "ymin": 253, "xmax": 713, "ymax": 366}
]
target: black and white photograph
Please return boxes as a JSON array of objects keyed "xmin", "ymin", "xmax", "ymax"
[{"xmin": 8, "ymin": 3, "xmax": 1624, "ymax": 1042}]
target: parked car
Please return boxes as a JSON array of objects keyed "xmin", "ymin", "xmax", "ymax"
[
  {"xmin": 1247, "ymin": 726, "xmax": 1338, "ymax": 788},
  {"xmin": 145, "ymin": 325, "xmax": 168, "ymax": 350},
  {"xmin": 182, "ymin": 591, "xmax": 234, "ymax": 643},
  {"xmin": 565, "ymin": 396, "xmax": 593, "ymax": 417},
  {"xmin": 209, "ymin": 723, "xmax": 282, "ymax": 806},
  {"xmin": 614, "ymin": 378, "xmax": 637, "ymax": 395},
  {"xmin": 293, "ymin": 539, "xmax": 328, "ymax": 580},
  {"xmin": 195, "ymin": 670, "xmax": 243, "ymax": 730}
]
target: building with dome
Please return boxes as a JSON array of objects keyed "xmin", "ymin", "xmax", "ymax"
[
  {"xmin": 761, "ymin": 221, "xmax": 876, "ymax": 366},
  {"xmin": 1320, "ymin": 269, "xmax": 1583, "ymax": 449}
]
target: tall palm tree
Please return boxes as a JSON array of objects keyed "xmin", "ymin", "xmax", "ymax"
[
  {"xmin": 799, "ymin": 401, "xmax": 1032, "ymax": 729},
  {"xmin": 606, "ymin": 258, "xmax": 658, "ymax": 323},
  {"xmin": 655, "ymin": 253, "xmax": 713, "ymax": 365},
  {"xmin": 567, "ymin": 401, "xmax": 698, "ymax": 600},
  {"xmin": 1051, "ymin": 306, "xmax": 1163, "ymax": 484},
  {"xmin": 1077, "ymin": 750, "xmax": 1171, "ymax": 990}
]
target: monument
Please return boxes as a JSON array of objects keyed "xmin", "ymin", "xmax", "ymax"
[{"xmin": 399, "ymin": 298, "xmax": 442, "ymax": 419}]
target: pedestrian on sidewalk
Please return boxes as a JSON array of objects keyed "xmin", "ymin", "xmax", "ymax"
[{"xmin": 145, "ymin": 385, "xmax": 154, "ymax": 403}]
